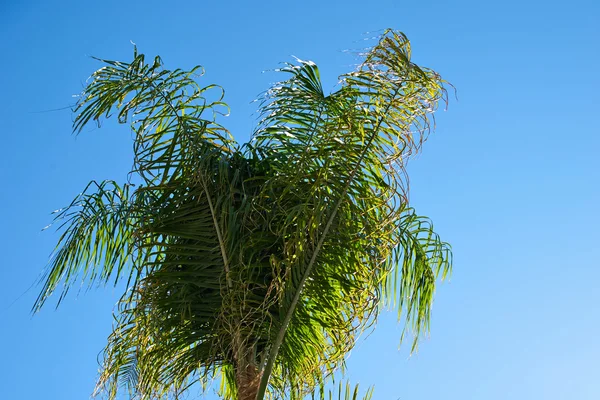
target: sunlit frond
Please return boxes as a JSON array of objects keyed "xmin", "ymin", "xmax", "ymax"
[
  {"xmin": 74, "ymin": 47, "xmax": 236, "ymax": 186},
  {"xmin": 34, "ymin": 181, "xmax": 142, "ymax": 311},
  {"xmin": 252, "ymin": 30, "xmax": 450, "ymax": 399}
]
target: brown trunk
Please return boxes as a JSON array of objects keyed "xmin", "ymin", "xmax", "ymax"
[{"xmin": 236, "ymin": 352, "xmax": 261, "ymax": 400}]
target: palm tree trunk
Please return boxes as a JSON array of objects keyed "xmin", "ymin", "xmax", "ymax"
[{"xmin": 235, "ymin": 351, "xmax": 261, "ymax": 400}]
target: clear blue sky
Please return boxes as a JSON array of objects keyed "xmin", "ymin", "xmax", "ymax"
[{"xmin": 1, "ymin": 0, "xmax": 599, "ymax": 398}]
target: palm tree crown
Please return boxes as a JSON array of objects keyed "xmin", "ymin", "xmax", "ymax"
[{"xmin": 35, "ymin": 30, "xmax": 452, "ymax": 400}]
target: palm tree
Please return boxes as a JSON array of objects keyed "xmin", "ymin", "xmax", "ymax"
[{"xmin": 34, "ymin": 30, "xmax": 452, "ymax": 400}]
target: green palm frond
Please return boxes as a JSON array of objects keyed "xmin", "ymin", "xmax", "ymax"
[
  {"xmin": 391, "ymin": 208, "xmax": 452, "ymax": 350},
  {"xmin": 253, "ymin": 30, "xmax": 450, "ymax": 399},
  {"xmin": 74, "ymin": 47, "xmax": 235, "ymax": 186},
  {"xmin": 96, "ymin": 180, "xmax": 230, "ymax": 398},
  {"xmin": 36, "ymin": 29, "xmax": 452, "ymax": 400},
  {"xmin": 34, "ymin": 180, "xmax": 142, "ymax": 311}
]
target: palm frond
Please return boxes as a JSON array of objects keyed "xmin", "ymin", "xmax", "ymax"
[
  {"xmin": 39, "ymin": 49, "xmax": 248, "ymax": 399},
  {"xmin": 253, "ymin": 30, "xmax": 449, "ymax": 399},
  {"xmin": 390, "ymin": 207, "xmax": 452, "ymax": 350},
  {"xmin": 34, "ymin": 180, "xmax": 142, "ymax": 311},
  {"xmin": 74, "ymin": 47, "xmax": 236, "ymax": 186},
  {"xmin": 95, "ymin": 161, "xmax": 250, "ymax": 399}
]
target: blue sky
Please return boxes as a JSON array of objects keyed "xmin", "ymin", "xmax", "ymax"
[{"xmin": 1, "ymin": 0, "xmax": 599, "ymax": 399}]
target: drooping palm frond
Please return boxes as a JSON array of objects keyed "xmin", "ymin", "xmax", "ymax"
[
  {"xmin": 251, "ymin": 30, "xmax": 451, "ymax": 399},
  {"xmin": 36, "ymin": 29, "xmax": 452, "ymax": 400},
  {"xmin": 34, "ymin": 181, "xmax": 142, "ymax": 311},
  {"xmin": 96, "ymin": 178, "xmax": 232, "ymax": 399},
  {"xmin": 36, "ymin": 49, "xmax": 249, "ymax": 398},
  {"xmin": 74, "ymin": 48, "xmax": 236, "ymax": 185},
  {"xmin": 390, "ymin": 207, "xmax": 452, "ymax": 349},
  {"xmin": 35, "ymin": 47, "xmax": 237, "ymax": 309},
  {"xmin": 95, "ymin": 153, "xmax": 275, "ymax": 399}
]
